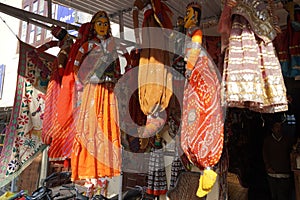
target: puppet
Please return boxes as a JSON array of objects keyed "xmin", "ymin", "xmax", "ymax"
[{"xmin": 180, "ymin": 2, "xmax": 224, "ymax": 197}]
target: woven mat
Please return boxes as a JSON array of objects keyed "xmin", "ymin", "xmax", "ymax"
[{"xmin": 167, "ymin": 171, "xmax": 205, "ymax": 200}]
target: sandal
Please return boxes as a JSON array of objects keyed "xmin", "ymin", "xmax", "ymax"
[{"xmin": 138, "ymin": 116, "xmax": 165, "ymax": 138}]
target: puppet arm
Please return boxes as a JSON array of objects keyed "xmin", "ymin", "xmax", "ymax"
[{"xmin": 185, "ymin": 29, "xmax": 202, "ymax": 78}]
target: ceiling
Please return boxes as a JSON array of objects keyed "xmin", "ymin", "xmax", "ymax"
[
  {"xmin": 0, "ymin": 0, "xmax": 293, "ymax": 37},
  {"xmin": 50, "ymin": 0, "xmax": 295, "ymax": 36},
  {"xmin": 51, "ymin": 0, "xmax": 222, "ymax": 35}
]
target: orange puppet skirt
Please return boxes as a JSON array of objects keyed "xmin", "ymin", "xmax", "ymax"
[{"xmin": 71, "ymin": 83, "xmax": 121, "ymax": 180}]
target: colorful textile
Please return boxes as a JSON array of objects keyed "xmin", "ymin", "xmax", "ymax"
[
  {"xmin": 0, "ymin": 41, "xmax": 55, "ymax": 187},
  {"xmin": 54, "ymin": 23, "xmax": 92, "ymax": 159},
  {"xmin": 221, "ymin": 0, "xmax": 288, "ymax": 113},
  {"xmin": 42, "ymin": 63, "xmax": 73, "ymax": 160},
  {"xmin": 134, "ymin": 0, "xmax": 173, "ymax": 115},
  {"xmin": 71, "ymin": 83, "xmax": 121, "ymax": 180},
  {"xmin": 41, "ymin": 36, "xmax": 73, "ymax": 160},
  {"xmin": 71, "ymin": 28, "xmax": 121, "ymax": 180},
  {"xmin": 181, "ymin": 52, "xmax": 224, "ymax": 169},
  {"xmin": 146, "ymin": 149, "xmax": 168, "ymax": 196}
]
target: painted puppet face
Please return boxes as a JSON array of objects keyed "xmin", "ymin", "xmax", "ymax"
[
  {"xmin": 94, "ymin": 17, "xmax": 109, "ymax": 37},
  {"xmin": 184, "ymin": 6, "xmax": 197, "ymax": 29}
]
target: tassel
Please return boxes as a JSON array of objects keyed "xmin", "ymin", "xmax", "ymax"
[{"xmin": 196, "ymin": 168, "xmax": 217, "ymax": 197}]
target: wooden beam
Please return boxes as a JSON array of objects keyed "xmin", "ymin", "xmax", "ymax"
[{"xmin": 0, "ymin": 2, "xmax": 79, "ymax": 31}]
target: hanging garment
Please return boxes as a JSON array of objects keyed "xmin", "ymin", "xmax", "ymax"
[
  {"xmin": 71, "ymin": 84, "xmax": 121, "ymax": 179},
  {"xmin": 115, "ymin": 53, "xmax": 150, "ymax": 152},
  {"xmin": 42, "ymin": 36, "xmax": 74, "ymax": 160},
  {"xmin": 134, "ymin": 0, "xmax": 173, "ymax": 115},
  {"xmin": 220, "ymin": 0, "xmax": 288, "ymax": 113},
  {"xmin": 273, "ymin": 29, "xmax": 292, "ymax": 77},
  {"xmin": 42, "ymin": 66, "xmax": 74, "ymax": 160},
  {"xmin": 146, "ymin": 149, "xmax": 168, "ymax": 196},
  {"xmin": 181, "ymin": 47, "xmax": 224, "ymax": 169},
  {"xmin": 0, "ymin": 41, "xmax": 55, "ymax": 187},
  {"xmin": 51, "ymin": 23, "xmax": 92, "ymax": 159},
  {"xmin": 169, "ymin": 154, "xmax": 186, "ymax": 189}
]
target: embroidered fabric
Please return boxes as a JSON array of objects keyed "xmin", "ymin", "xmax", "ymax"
[{"xmin": 231, "ymin": 0, "xmax": 278, "ymax": 43}]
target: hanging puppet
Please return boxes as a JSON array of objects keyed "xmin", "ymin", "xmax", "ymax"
[
  {"xmin": 132, "ymin": 0, "xmax": 173, "ymax": 138},
  {"xmin": 71, "ymin": 10, "xmax": 122, "ymax": 189},
  {"xmin": 41, "ymin": 26, "xmax": 75, "ymax": 160},
  {"xmin": 218, "ymin": 0, "xmax": 288, "ymax": 113},
  {"xmin": 180, "ymin": 2, "xmax": 225, "ymax": 197}
]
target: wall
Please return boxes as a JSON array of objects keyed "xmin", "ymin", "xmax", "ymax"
[{"xmin": 0, "ymin": 0, "xmax": 22, "ymax": 107}]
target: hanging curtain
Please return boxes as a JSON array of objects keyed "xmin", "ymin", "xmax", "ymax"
[{"xmin": 0, "ymin": 41, "xmax": 55, "ymax": 187}]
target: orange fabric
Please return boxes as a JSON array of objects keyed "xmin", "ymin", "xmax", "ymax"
[
  {"xmin": 138, "ymin": 4, "xmax": 173, "ymax": 115},
  {"xmin": 42, "ymin": 36, "xmax": 74, "ymax": 159},
  {"xmin": 186, "ymin": 29, "xmax": 202, "ymax": 71},
  {"xmin": 71, "ymin": 83, "xmax": 121, "ymax": 180},
  {"xmin": 42, "ymin": 68, "xmax": 72, "ymax": 159},
  {"xmin": 70, "ymin": 18, "xmax": 121, "ymax": 179},
  {"xmin": 191, "ymin": 29, "xmax": 202, "ymax": 43},
  {"xmin": 51, "ymin": 23, "xmax": 91, "ymax": 159},
  {"xmin": 57, "ymin": 23, "xmax": 91, "ymax": 127}
]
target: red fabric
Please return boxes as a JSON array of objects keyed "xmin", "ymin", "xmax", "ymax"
[
  {"xmin": 151, "ymin": 0, "xmax": 173, "ymax": 29},
  {"xmin": 273, "ymin": 29, "xmax": 289, "ymax": 63},
  {"xmin": 217, "ymin": 0, "xmax": 235, "ymax": 52},
  {"xmin": 181, "ymin": 56, "xmax": 224, "ymax": 168},
  {"xmin": 49, "ymin": 23, "xmax": 92, "ymax": 158},
  {"xmin": 56, "ymin": 23, "xmax": 91, "ymax": 127}
]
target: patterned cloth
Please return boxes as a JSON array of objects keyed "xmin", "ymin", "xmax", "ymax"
[
  {"xmin": 169, "ymin": 156, "xmax": 186, "ymax": 189},
  {"xmin": 41, "ymin": 35, "xmax": 73, "ymax": 160},
  {"xmin": 146, "ymin": 148, "xmax": 168, "ymax": 196},
  {"xmin": 220, "ymin": 0, "xmax": 288, "ymax": 113},
  {"xmin": 0, "ymin": 41, "xmax": 55, "ymax": 187},
  {"xmin": 181, "ymin": 49, "xmax": 224, "ymax": 169},
  {"xmin": 71, "ymin": 34, "xmax": 121, "ymax": 180}
]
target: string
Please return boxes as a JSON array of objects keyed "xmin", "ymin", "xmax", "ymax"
[{"xmin": 0, "ymin": 16, "xmax": 21, "ymax": 41}]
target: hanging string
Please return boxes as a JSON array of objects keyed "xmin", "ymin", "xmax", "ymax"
[{"xmin": 0, "ymin": 15, "xmax": 21, "ymax": 41}]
